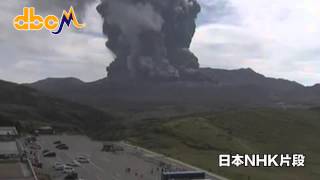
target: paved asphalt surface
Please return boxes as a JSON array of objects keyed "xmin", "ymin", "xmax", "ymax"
[
  {"xmin": 37, "ymin": 135, "xmax": 162, "ymax": 180},
  {"xmin": 35, "ymin": 135, "xmax": 227, "ymax": 180}
]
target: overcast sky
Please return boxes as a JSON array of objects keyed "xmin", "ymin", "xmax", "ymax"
[{"xmin": 1, "ymin": 0, "xmax": 320, "ymax": 86}]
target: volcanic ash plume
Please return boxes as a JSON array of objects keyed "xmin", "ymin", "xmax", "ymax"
[{"xmin": 97, "ymin": 0, "xmax": 201, "ymax": 81}]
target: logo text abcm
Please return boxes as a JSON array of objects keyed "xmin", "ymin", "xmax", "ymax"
[{"xmin": 13, "ymin": 6, "xmax": 85, "ymax": 34}]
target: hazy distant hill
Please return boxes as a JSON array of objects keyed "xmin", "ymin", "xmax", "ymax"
[
  {"xmin": 27, "ymin": 68, "xmax": 320, "ymax": 114},
  {"xmin": 0, "ymin": 79, "xmax": 121, "ymax": 138},
  {"xmin": 29, "ymin": 77, "xmax": 85, "ymax": 94}
]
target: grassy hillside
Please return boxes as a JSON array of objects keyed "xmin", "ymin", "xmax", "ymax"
[
  {"xmin": 128, "ymin": 108, "xmax": 320, "ymax": 180},
  {"xmin": 0, "ymin": 80, "xmax": 123, "ymax": 139}
]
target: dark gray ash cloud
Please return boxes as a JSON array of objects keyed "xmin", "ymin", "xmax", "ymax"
[{"xmin": 97, "ymin": 0, "xmax": 203, "ymax": 81}]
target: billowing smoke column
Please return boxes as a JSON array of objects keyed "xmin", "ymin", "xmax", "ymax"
[{"xmin": 97, "ymin": 0, "xmax": 201, "ymax": 81}]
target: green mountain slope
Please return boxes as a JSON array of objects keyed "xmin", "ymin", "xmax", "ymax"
[
  {"xmin": 0, "ymin": 80, "xmax": 122, "ymax": 139},
  {"xmin": 128, "ymin": 108, "xmax": 320, "ymax": 180}
]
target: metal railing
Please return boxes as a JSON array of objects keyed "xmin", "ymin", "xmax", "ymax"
[{"xmin": 27, "ymin": 158, "xmax": 39, "ymax": 180}]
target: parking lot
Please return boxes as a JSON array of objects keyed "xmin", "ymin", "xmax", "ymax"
[
  {"xmin": 35, "ymin": 135, "xmax": 163, "ymax": 180},
  {"xmin": 22, "ymin": 135, "xmax": 226, "ymax": 180}
]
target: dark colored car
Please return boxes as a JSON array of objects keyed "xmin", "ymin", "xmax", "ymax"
[
  {"xmin": 64, "ymin": 172, "xmax": 78, "ymax": 180},
  {"xmin": 59, "ymin": 146, "xmax": 69, "ymax": 150},
  {"xmin": 54, "ymin": 140, "xmax": 62, "ymax": 145},
  {"xmin": 56, "ymin": 143, "xmax": 66, "ymax": 147},
  {"xmin": 56, "ymin": 144, "xmax": 69, "ymax": 150}
]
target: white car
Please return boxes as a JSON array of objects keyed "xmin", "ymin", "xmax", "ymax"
[
  {"xmin": 76, "ymin": 155, "xmax": 90, "ymax": 163},
  {"xmin": 67, "ymin": 160, "xmax": 81, "ymax": 167},
  {"xmin": 63, "ymin": 165, "xmax": 75, "ymax": 174},
  {"xmin": 53, "ymin": 162, "xmax": 64, "ymax": 171}
]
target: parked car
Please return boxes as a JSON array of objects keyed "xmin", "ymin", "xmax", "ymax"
[
  {"xmin": 63, "ymin": 165, "xmax": 75, "ymax": 174},
  {"xmin": 75, "ymin": 156, "xmax": 90, "ymax": 163},
  {"xmin": 54, "ymin": 140, "xmax": 62, "ymax": 144},
  {"xmin": 53, "ymin": 162, "xmax": 64, "ymax": 170},
  {"xmin": 67, "ymin": 160, "xmax": 81, "ymax": 167},
  {"xmin": 56, "ymin": 143, "xmax": 66, "ymax": 147},
  {"xmin": 44, "ymin": 151, "xmax": 56, "ymax": 157},
  {"xmin": 64, "ymin": 172, "xmax": 78, "ymax": 180},
  {"xmin": 101, "ymin": 143, "xmax": 124, "ymax": 152},
  {"xmin": 56, "ymin": 144, "xmax": 69, "ymax": 150},
  {"xmin": 58, "ymin": 145, "xmax": 69, "ymax": 150}
]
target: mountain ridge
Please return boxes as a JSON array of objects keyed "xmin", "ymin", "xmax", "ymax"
[{"xmin": 25, "ymin": 68, "xmax": 320, "ymax": 113}]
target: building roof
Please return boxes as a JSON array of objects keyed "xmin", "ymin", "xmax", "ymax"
[
  {"xmin": 0, "ymin": 141, "xmax": 19, "ymax": 154},
  {"xmin": 0, "ymin": 127, "xmax": 18, "ymax": 136}
]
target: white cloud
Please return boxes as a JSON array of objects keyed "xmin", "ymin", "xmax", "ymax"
[
  {"xmin": 193, "ymin": 0, "xmax": 320, "ymax": 85},
  {"xmin": 191, "ymin": 24, "xmax": 266, "ymax": 69},
  {"xmin": 0, "ymin": 0, "xmax": 112, "ymax": 83}
]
